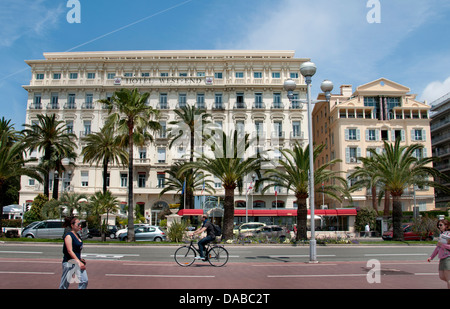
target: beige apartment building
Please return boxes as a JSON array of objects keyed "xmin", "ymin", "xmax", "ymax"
[
  {"xmin": 20, "ymin": 50, "xmax": 323, "ymax": 226},
  {"xmin": 313, "ymin": 78, "xmax": 435, "ymax": 212}
]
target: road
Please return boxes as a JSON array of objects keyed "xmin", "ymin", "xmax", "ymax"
[{"xmin": 0, "ymin": 241, "xmax": 447, "ymax": 296}]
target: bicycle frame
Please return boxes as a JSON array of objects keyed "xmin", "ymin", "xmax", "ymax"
[{"xmin": 174, "ymin": 239, "xmax": 229, "ymax": 267}]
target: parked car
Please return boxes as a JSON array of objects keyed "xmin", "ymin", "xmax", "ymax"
[
  {"xmin": 88, "ymin": 225, "xmax": 118, "ymax": 239},
  {"xmin": 115, "ymin": 223, "xmax": 149, "ymax": 239},
  {"xmin": 242, "ymin": 225, "xmax": 288, "ymax": 240},
  {"xmin": 22, "ymin": 219, "xmax": 88, "ymax": 240},
  {"xmin": 119, "ymin": 226, "xmax": 166, "ymax": 242},
  {"xmin": 382, "ymin": 223, "xmax": 434, "ymax": 241},
  {"xmin": 233, "ymin": 222, "xmax": 266, "ymax": 236}
]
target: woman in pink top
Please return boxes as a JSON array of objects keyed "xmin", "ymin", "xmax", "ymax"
[{"xmin": 427, "ymin": 219, "xmax": 450, "ymax": 289}]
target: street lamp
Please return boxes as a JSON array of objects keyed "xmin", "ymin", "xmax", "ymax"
[{"xmin": 284, "ymin": 62, "xmax": 333, "ymax": 263}]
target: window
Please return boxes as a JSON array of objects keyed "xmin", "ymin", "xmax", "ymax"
[
  {"xmin": 272, "ymin": 72, "xmax": 280, "ymax": 79},
  {"xmin": 53, "ymin": 73, "xmax": 61, "ymax": 80},
  {"xmin": 254, "ymin": 92, "xmax": 263, "ymax": 108},
  {"xmin": 412, "ymin": 129, "xmax": 426, "ymax": 141},
  {"xmin": 197, "ymin": 93, "xmax": 205, "ymax": 109},
  {"xmin": 159, "ymin": 93, "xmax": 168, "ymax": 109},
  {"xmin": 366, "ymin": 129, "xmax": 378, "ymax": 141},
  {"xmin": 236, "ymin": 93, "xmax": 245, "ymax": 108},
  {"xmin": 51, "ymin": 93, "xmax": 59, "ymax": 109},
  {"xmin": 160, "ymin": 72, "xmax": 169, "ymax": 77},
  {"xmin": 178, "ymin": 93, "xmax": 187, "ymax": 108},
  {"xmin": 214, "ymin": 93, "xmax": 223, "ymax": 109},
  {"xmin": 254, "ymin": 72, "xmax": 262, "ymax": 78},
  {"xmin": 69, "ymin": 73, "xmax": 78, "ymax": 79},
  {"xmin": 346, "ymin": 128, "xmax": 359, "ymax": 141},
  {"xmin": 159, "ymin": 121, "xmax": 166, "ymax": 138},
  {"xmin": 197, "ymin": 72, "xmax": 205, "ymax": 77},
  {"xmin": 139, "ymin": 148, "xmax": 147, "ymax": 160},
  {"xmin": 107, "ymin": 73, "xmax": 116, "ymax": 79},
  {"xmin": 36, "ymin": 73, "xmax": 44, "ymax": 80},
  {"xmin": 178, "ymin": 72, "xmax": 187, "ymax": 77},
  {"xmin": 381, "ymin": 130, "xmax": 389, "ymax": 141},
  {"xmin": 124, "ymin": 73, "xmax": 133, "ymax": 77},
  {"xmin": 273, "ymin": 93, "xmax": 282, "ymax": 108},
  {"xmin": 346, "ymin": 147, "xmax": 361, "ymax": 163},
  {"xmin": 157, "ymin": 148, "xmax": 166, "ymax": 163},
  {"xmin": 138, "ymin": 173, "xmax": 146, "ymax": 188},
  {"xmin": 66, "ymin": 121, "xmax": 74, "ymax": 134},
  {"xmin": 290, "ymin": 72, "xmax": 299, "ymax": 78},
  {"xmin": 67, "ymin": 94, "xmax": 76, "ymax": 109},
  {"xmin": 83, "ymin": 120, "xmax": 91, "ymax": 136},
  {"xmin": 33, "ymin": 93, "xmax": 42, "ymax": 109},
  {"xmin": 28, "ymin": 178, "xmax": 35, "ymax": 186},
  {"xmin": 274, "ymin": 121, "xmax": 283, "ymax": 138},
  {"xmin": 157, "ymin": 173, "xmax": 165, "ymax": 188},
  {"xmin": 141, "ymin": 72, "xmax": 150, "ymax": 77},
  {"xmin": 235, "ymin": 72, "xmax": 244, "ymax": 78},
  {"xmin": 214, "ymin": 72, "xmax": 223, "ymax": 79},
  {"xmin": 81, "ymin": 171, "xmax": 89, "ymax": 187},
  {"xmin": 120, "ymin": 173, "xmax": 128, "ymax": 187},
  {"xmin": 85, "ymin": 94, "xmax": 93, "ymax": 109},
  {"xmin": 292, "ymin": 121, "xmax": 301, "ymax": 137},
  {"xmin": 87, "ymin": 73, "xmax": 95, "ymax": 79}
]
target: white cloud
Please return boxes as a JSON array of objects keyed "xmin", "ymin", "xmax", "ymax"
[
  {"xmin": 218, "ymin": 0, "xmax": 444, "ymax": 91},
  {"xmin": 0, "ymin": 0, "xmax": 64, "ymax": 47},
  {"xmin": 420, "ymin": 77, "xmax": 450, "ymax": 105}
]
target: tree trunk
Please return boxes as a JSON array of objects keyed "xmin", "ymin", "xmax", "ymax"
[
  {"xmin": 127, "ymin": 122, "xmax": 135, "ymax": 242},
  {"xmin": 371, "ymin": 186, "xmax": 378, "ymax": 212},
  {"xmin": 222, "ymin": 186, "xmax": 236, "ymax": 241},
  {"xmin": 296, "ymin": 195, "xmax": 308, "ymax": 241},
  {"xmin": 383, "ymin": 190, "xmax": 390, "ymax": 216},
  {"xmin": 392, "ymin": 195, "xmax": 404, "ymax": 241},
  {"xmin": 102, "ymin": 158, "xmax": 109, "ymax": 194}
]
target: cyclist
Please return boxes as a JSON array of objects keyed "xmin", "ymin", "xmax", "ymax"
[{"xmin": 192, "ymin": 215, "xmax": 215, "ymax": 260}]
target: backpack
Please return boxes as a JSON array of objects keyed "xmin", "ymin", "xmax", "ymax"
[{"xmin": 212, "ymin": 224, "xmax": 222, "ymax": 237}]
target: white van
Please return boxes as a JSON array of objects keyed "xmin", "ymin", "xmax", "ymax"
[{"xmin": 22, "ymin": 219, "xmax": 88, "ymax": 240}]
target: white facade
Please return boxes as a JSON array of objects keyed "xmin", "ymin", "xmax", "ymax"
[{"xmin": 20, "ymin": 50, "xmax": 311, "ymax": 224}]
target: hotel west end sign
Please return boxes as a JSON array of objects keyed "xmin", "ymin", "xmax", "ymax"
[{"xmin": 114, "ymin": 76, "xmax": 214, "ymax": 86}]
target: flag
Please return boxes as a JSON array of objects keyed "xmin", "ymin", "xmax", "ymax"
[
  {"xmin": 246, "ymin": 181, "xmax": 253, "ymax": 194},
  {"xmin": 181, "ymin": 178, "xmax": 186, "ymax": 195},
  {"xmin": 274, "ymin": 186, "xmax": 278, "ymax": 196}
]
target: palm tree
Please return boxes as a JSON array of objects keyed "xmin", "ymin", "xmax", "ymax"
[
  {"xmin": 81, "ymin": 126, "xmax": 128, "ymax": 194},
  {"xmin": 90, "ymin": 190, "xmax": 120, "ymax": 241},
  {"xmin": 366, "ymin": 139, "xmax": 450, "ymax": 240},
  {"xmin": 159, "ymin": 161, "xmax": 215, "ymax": 208},
  {"xmin": 0, "ymin": 131, "xmax": 42, "ymax": 236},
  {"xmin": 59, "ymin": 192, "xmax": 88, "ymax": 216},
  {"xmin": 180, "ymin": 130, "xmax": 264, "ymax": 241},
  {"xmin": 168, "ymin": 105, "xmax": 212, "ymax": 209},
  {"xmin": 99, "ymin": 88, "xmax": 160, "ymax": 242},
  {"xmin": 262, "ymin": 143, "xmax": 349, "ymax": 241},
  {"xmin": 349, "ymin": 156, "xmax": 380, "ymax": 212},
  {"xmin": 22, "ymin": 114, "xmax": 77, "ymax": 198}
]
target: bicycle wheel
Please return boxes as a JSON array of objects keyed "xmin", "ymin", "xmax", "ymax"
[
  {"xmin": 207, "ymin": 246, "xmax": 229, "ymax": 267},
  {"xmin": 174, "ymin": 246, "xmax": 196, "ymax": 267}
]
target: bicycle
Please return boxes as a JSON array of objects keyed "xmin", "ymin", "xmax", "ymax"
[{"xmin": 174, "ymin": 238, "xmax": 229, "ymax": 267}]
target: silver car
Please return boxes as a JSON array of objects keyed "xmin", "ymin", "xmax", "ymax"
[{"xmin": 119, "ymin": 226, "xmax": 166, "ymax": 242}]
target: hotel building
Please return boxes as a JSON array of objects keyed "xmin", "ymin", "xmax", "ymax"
[
  {"xmin": 21, "ymin": 50, "xmax": 356, "ymax": 226},
  {"xmin": 313, "ymin": 78, "xmax": 435, "ymax": 212}
]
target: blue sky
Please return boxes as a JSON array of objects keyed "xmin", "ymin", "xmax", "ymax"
[{"xmin": 1, "ymin": 0, "xmax": 450, "ymax": 129}]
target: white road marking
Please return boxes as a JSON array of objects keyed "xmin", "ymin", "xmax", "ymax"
[{"xmin": 106, "ymin": 274, "xmax": 215, "ymax": 278}]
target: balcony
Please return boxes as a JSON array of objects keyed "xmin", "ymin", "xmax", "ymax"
[
  {"xmin": 252, "ymin": 102, "xmax": 266, "ymax": 110},
  {"xmin": 233, "ymin": 102, "xmax": 247, "ymax": 109}
]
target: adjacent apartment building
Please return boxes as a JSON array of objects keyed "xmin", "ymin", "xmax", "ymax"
[
  {"xmin": 430, "ymin": 92, "xmax": 450, "ymax": 209},
  {"xmin": 20, "ymin": 50, "xmax": 315, "ymax": 226},
  {"xmin": 313, "ymin": 78, "xmax": 435, "ymax": 212}
]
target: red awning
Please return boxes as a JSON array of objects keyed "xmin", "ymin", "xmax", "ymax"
[
  {"xmin": 177, "ymin": 209, "xmax": 204, "ymax": 216},
  {"xmin": 177, "ymin": 208, "xmax": 356, "ymax": 217}
]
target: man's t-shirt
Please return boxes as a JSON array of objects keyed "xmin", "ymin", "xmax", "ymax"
[{"xmin": 203, "ymin": 220, "xmax": 215, "ymax": 237}]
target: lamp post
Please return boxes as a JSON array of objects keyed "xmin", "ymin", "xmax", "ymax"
[{"xmin": 284, "ymin": 62, "xmax": 333, "ymax": 263}]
